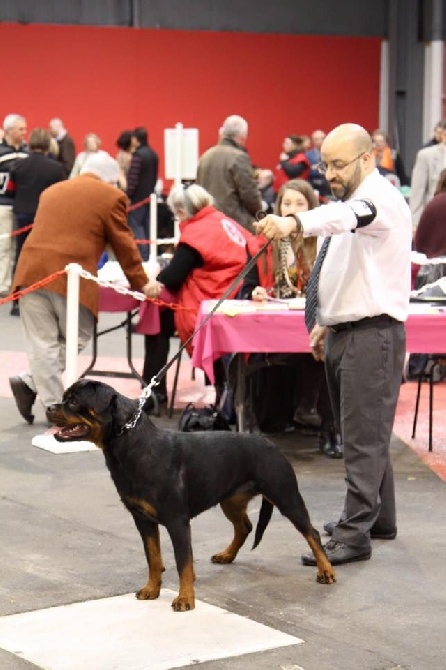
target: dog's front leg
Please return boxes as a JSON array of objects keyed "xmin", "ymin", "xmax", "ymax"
[
  {"xmin": 166, "ymin": 518, "xmax": 195, "ymax": 612},
  {"xmin": 133, "ymin": 518, "xmax": 165, "ymax": 600}
]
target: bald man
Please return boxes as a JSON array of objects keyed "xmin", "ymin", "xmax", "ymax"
[{"xmin": 256, "ymin": 123, "xmax": 412, "ymax": 567}]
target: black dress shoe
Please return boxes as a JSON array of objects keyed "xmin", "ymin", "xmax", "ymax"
[
  {"xmin": 9, "ymin": 376, "xmax": 37, "ymax": 424},
  {"xmin": 301, "ymin": 539, "xmax": 371, "ymax": 566},
  {"xmin": 323, "ymin": 520, "xmax": 397, "ymax": 540},
  {"xmin": 319, "ymin": 434, "xmax": 344, "ymax": 459}
]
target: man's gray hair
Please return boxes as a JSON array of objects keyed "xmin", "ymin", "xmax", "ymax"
[
  {"xmin": 3, "ymin": 114, "xmax": 26, "ymax": 131},
  {"xmin": 80, "ymin": 152, "xmax": 119, "ymax": 184},
  {"xmin": 167, "ymin": 184, "xmax": 213, "ymax": 218},
  {"xmin": 220, "ymin": 115, "xmax": 248, "ymax": 140}
]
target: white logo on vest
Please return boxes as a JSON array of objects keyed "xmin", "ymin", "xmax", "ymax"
[{"xmin": 221, "ymin": 218, "xmax": 246, "ymax": 248}]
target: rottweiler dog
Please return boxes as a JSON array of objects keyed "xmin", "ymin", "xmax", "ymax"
[{"xmin": 47, "ymin": 379, "xmax": 336, "ymax": 612}]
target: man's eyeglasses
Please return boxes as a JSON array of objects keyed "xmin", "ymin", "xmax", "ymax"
[{"xmin": 317, "ymin": 152, "xmax": 366, "ymax": 176}]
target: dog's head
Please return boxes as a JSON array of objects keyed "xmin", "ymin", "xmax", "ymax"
[{"xmin": 46, "ymin": 380, "xmax": 132, "ymax": 449}]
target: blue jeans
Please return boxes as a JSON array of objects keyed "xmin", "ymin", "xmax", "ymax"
[{"xmin": 128, "ymin": 205, "xmax": 150, "ymax": 261}]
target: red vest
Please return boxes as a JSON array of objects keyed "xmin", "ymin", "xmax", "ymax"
[
  {"xmin": 246, "ymin": 234, "xmax": 274, "ymax": 290},
  {"xmin": 175, "ymin": 206, "xmax": 250, "ymax": 353},
  {"xmin": 273, "ymin": 152, "xmax": 310, "ymax": 193}
]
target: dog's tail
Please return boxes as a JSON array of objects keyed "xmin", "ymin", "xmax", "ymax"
[{"xmin": 252, "ymin": 497, "xmax": 274, "ymax": 550}]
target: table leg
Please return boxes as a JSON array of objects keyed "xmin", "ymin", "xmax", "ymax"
[{"xmin": 235, "ymin": 353, "xmax": 246, "ymax": 432}]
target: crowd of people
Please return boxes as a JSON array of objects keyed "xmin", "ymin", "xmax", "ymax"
[{"xmin": 2, "ymin": 109, "xmax": 444, "ymax": 568}]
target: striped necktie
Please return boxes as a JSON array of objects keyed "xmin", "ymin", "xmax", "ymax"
[{"xmin": 304, "ymin": 236, "xmax": 331, "ymax": 333}]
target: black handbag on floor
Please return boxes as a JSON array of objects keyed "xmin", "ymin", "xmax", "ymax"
[{"xmin": 178, "ymin": 402, "xmax": 231, "ymax": 432}]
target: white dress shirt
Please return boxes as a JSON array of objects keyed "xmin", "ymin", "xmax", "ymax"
[{"xmin": 298, "ymin": 169, "xmax": 412, "ymax": 325}]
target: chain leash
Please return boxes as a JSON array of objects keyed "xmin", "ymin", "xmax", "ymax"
[{"xmin": 119, "ymin": 236, "xmax": 272, "ymax": 433}]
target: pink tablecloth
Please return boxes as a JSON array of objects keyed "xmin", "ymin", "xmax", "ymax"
[
  {"xmin": 99, "ymin": 287, "xmax": 177, "ymax": 335},
  {"xmin": 192, "ymin": 300, "xmax": 446, "ymax": 382}
]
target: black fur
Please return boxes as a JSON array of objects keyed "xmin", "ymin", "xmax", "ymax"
[{"xmin": 47, "ymin": 380, "xmax": 335, "ymax": 611}]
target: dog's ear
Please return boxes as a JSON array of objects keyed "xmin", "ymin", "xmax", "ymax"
[
  {"xmin": 109, "ymin": 392, "xmax": 135, "ymax": 427},
  {"xmin": 92, "ymin": 387, "xmax": 118, "ymax": 416}
]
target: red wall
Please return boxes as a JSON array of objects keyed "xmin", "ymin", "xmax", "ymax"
[{"xmin": 0, "ymin": 23, "xmax": 381, "ymax": 182}]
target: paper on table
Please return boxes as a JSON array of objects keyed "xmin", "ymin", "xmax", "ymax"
[
  {"xmin": 98, "ymin": 260, "xmax": 160, "ymax": 283},
  {"xmin": 408, "ymin": 303, "xmax": 446, "ymax": 314},
  {"xmin": 204, "ymin": 299, "xmax": 301, "ymax": 316},
  {"xmin": 286, "ymin": 297, "xmax": 306, "ymax": 310},
  {"xmin": 215, "ymin": 301, "xmax": 257, "ymax": 316}
]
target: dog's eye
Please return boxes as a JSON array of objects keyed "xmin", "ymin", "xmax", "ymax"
[{"xmin": 67, "ymin": 398, "xmax": 80, "ymax": 412}]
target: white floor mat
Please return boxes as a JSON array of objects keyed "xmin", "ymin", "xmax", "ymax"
[
  {"xmin": 32, "ymin": 431, "xmax": 98, "ymax": 453},
  {"xmin": 0, "ymin": 591, "xmax": 302, "ymax": 669}
]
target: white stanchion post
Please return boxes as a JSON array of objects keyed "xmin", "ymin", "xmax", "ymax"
[
  {"xmin": 65, "ymin": 263, "xmax": 82, "ymax": 388},
  {"xmin": 149, "ymin": 192, "xmax": 158, "ymax": 264},
  {"xmin": 174, "ymin": 122, "xmax": 183, "ymax": 188}
]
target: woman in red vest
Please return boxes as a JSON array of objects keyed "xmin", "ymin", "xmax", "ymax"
[{"xmin": 142, "ymin": 183, "xmax": 272, "ymax": 406}]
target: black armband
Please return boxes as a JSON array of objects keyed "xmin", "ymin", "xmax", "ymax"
[{"xmin": 348, "ymin": 199, "xmax": 377, "ymax": 228}]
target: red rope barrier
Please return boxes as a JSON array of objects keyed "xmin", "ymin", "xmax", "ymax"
[
  {"xmin": 0, "ymin": 268, "xmax": 190, "ymax": 312},
  {"xmin": 0, "ymin": 270, "xmax": 67, "ymax": 305},
  {"xmin": 10, "ymin": 224, "xmax": 34, "ymax": 238},
  {"xmin": 127, "ymin": 195, "xmax": 153, "ymax": 212}
]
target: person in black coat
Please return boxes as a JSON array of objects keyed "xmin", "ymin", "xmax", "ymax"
[
  {"xmin": 9, "ymin": 128, "xmax": 66, "ymax": 314},
  {"xmin": 126, "ymin": 126, "xmax": 159, "ymax": 261}
]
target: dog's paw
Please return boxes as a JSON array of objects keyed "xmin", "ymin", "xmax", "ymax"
[
  {"xmin": 317, "ymin": 569, "xmax": 336, "ymax": 584},
  {"xmin": 136, "ymin": 583, "xmax": 161, "ymax": 600},
  {"xmin": 211, "ymin": 551, "xmax": 235, "ymax": 564},
  {"xmin": 171, "ymin": 594, "xmax": 195, "ymax": 612}
]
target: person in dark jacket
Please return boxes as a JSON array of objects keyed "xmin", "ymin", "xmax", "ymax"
[
  {"xmin": 306, "ymin": 129, "xmax": 332, "ymax": 198},
  {"xmin": 9, "ymin": 128, "xmax": 66, "ymax": 315},
  {"xmin": 371, "ymin": 129, "xmax": 409, "ymax": 187},
  {"xmin": 126, "ymin": 126, "xmax": 159, "ymax": 261},
  {"xmin": 196, "ymin": 115, "xmax": 262, "ymax": 232},
  {"xmin": 273, "ymin": 134, "xmax": 311, "ymax": 195}
]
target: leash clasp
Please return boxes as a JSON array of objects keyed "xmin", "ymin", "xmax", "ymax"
[{"xmin": 118, "ymin": 377, "xmax": 159, "ymax": 435}]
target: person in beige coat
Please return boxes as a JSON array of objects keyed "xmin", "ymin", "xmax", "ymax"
[
  {"xmin": 196, "ymin": 115, "xmax": 262, "ymax": 231},
  {"xmin": 410, "ymin": 119, "xmax": 446, "ymax": 231},
  {"xmin": 9, "ymin": 152, "xmax": 152, "ymax": 424}
]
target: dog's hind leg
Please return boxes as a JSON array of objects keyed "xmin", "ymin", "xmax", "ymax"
[
  {"xmin": 133, "ymin": 519, "xmax": 165, "ymax": 601},
  {"xmin": 212, "ymin": 492, "xmax": 254, "ymax": 564},
  {"xmin": 275, "ymin": 495, "xmax": 336, "ymax": 585},
  {"xmin": 303, "ymin": 527, "xmax": 336, "ymax": 584},
  {"xmin": 259, "ymin": 462, "xmax": 336, "ymax": 584}
]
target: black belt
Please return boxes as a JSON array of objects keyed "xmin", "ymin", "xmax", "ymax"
[{"xmin": 329, "ymin": 314, "xmax": 400, "ymax": 333}]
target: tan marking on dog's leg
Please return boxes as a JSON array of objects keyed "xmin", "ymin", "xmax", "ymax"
[
  {"xmin": 211, "ymin": 493, "xmax": 254, "ymax": 564},
  {"xmin": 136, "ymin": 526, "xmax": 164, "ymax": 600},
  {"xmin": 126, "ymin": 497, "xmax": 158, "ymax": 520},
  {"xmin": 172, "ymin": 557, "xmax": 195, "ymax": 612},
  {"xmin": 304, "ymin": 532, "xmax": 336, "ymax": 584}
]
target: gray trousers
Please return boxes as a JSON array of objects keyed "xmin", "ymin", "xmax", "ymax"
[
  {"xmin": 325, "ymin": 321, "xmax": 406, "ymax": 549},
  {"xmin": 19, "ymin": 290, "xmax": 95, "ymax": 409}
]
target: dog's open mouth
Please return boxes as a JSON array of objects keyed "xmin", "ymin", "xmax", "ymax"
[{"xmin": 53, "ymin": 424, "xmax": 91, "ymax": 441}]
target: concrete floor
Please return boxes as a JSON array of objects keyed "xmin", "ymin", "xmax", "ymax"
[{"xmin": 0, "ymin": 301, "xmax": 445, "ymax": 670}]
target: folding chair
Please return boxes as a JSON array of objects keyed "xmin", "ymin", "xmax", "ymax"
[{"xmin": 412, "ymin": 355, "xmax": 446, "ymax": 452}]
